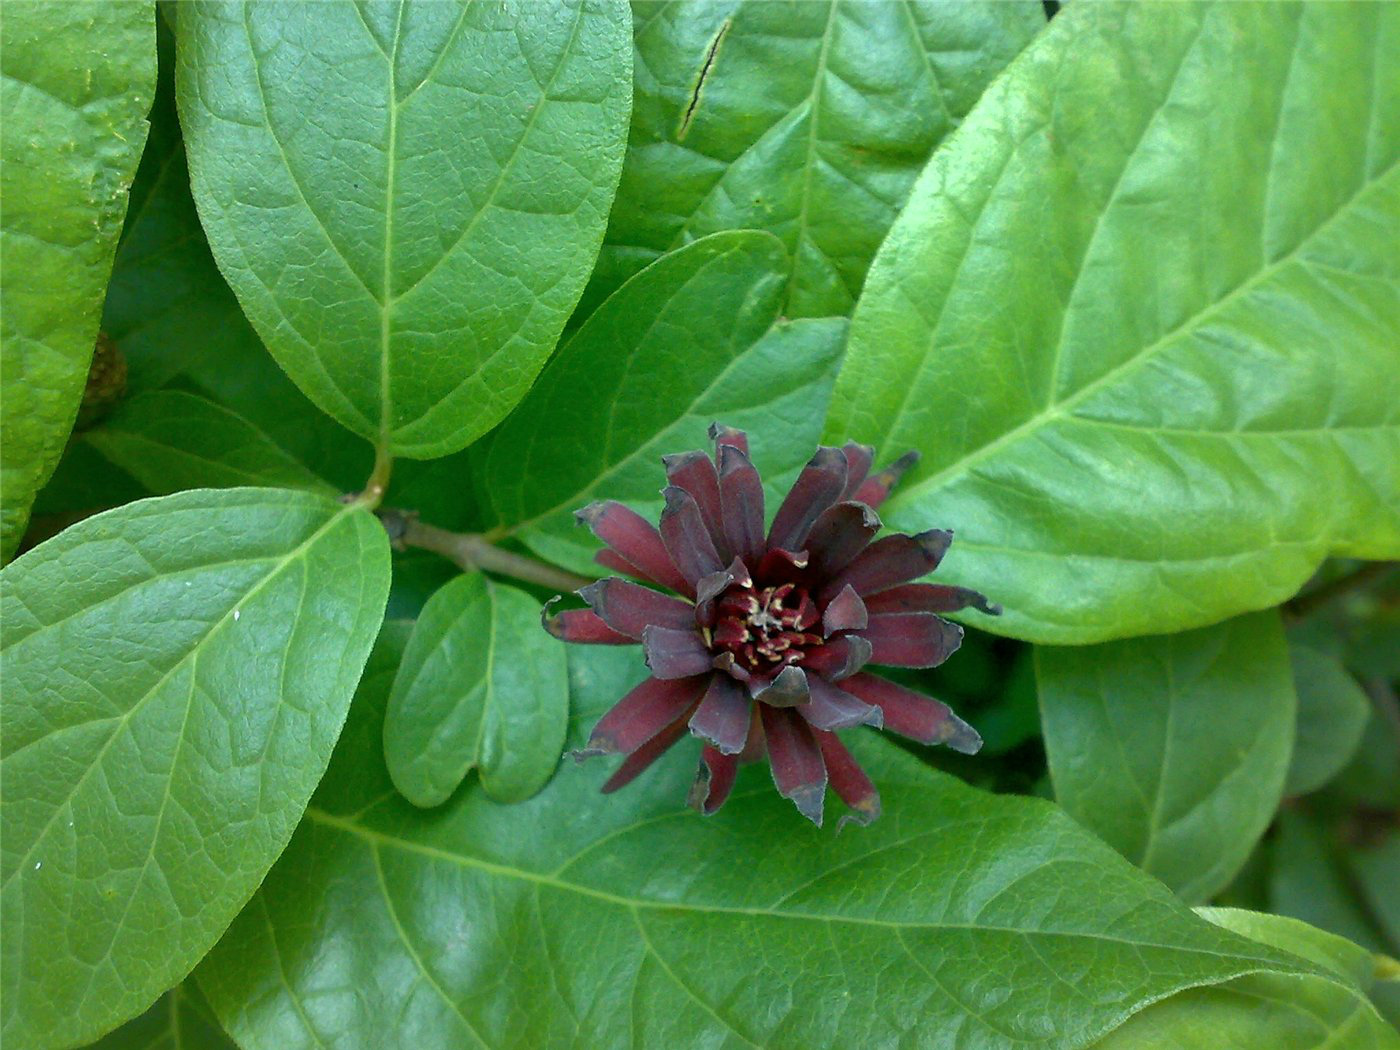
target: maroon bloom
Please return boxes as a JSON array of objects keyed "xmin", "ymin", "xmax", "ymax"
[{"xmin": 544, "ymin": 425, "xmax": 998, "ymax": 827}]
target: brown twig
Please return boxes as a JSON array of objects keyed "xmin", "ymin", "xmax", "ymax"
[{"xmin": 379, "ymin": 508, "xmax": 594, "ymax": 593}]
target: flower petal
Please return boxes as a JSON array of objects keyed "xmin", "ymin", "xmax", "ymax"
[
  {"xmin": 717, "ymin": 444, "xmax": 766, "ymax": 567},
  {"xmin": 688, "ymin": 673, "xmax": 752, "ymax": 754},
  {"xmin": 840, "ymin": 672, "xmax": 982, "ymax": 753},
  {"xmin": 601, "ymin": 715, "xmax": 692, "ymax": 794},
  {"xmin": 801, "ymin": 675, "xmax": 882, "ymax": 731},
  {"xmin": 800, "ymin": 635, "xmax": 872, "ymax": 681},
  {"xmin": 579, "ymin": 674, "xmax": 708, "ymax": 756},
  {"xmin": 542, "ymin": 598, "xmax": 635, "ymax": 645},
  {"xmin": 805, "ymin": 501, "xmax": 881, "ymax": 581},
  {"xmin": 821, "ymin": 584, "xmax": 869, "ymax": 636},
  {"xmin": 838, "ymin": 442, "xmax": 875, "ymax": 500},
  {"xmin": 709, "ymin": 422, "xmax": 748, "ymax": 457},
  {"xmin": 814, "ymin": 731, "xmax": 881, "ymax": 828},
  {"xmin": 659, "ymin": 486, "xmax": 725, "ymax": 589},
  {"xmin": 862, "ymin": 583, "xmax": 1002, "ymax": 616},
  {"xmin": 579, "ymin": 578, "xmax": 696, "ymax": 639},
  {"xmin": 767, "ymin": 446, "xmax": 848, "ymax": 552},
  {"xmin": 817, "ymin": 529, "xmax": 952, "ymax": 603},
  {"xmin": 687, "ymin": 746, "xmax": 739, "ymax": 815},
  {"xmin": 664, "ymin": 450, "xmax": 729, "ymax": 560},
  {"xmin": 577, "ymin": 501, "xmax": 690, "ymax": 595},
  {"xmin": 851, "ymin": 450, "xmax": 919, "ymax": 510},
  {"xmin": 642, "ymin": 625, "xmax": 714, "ymax": 678},
  {"xmin": 860, "ymin": 612, "xmax": 963, "ymax": 668},
  {"xmin": 760, "ymin": 705, "xmax": 827, "ymax": 826},
  {"xmin": 755, "ymin": 546, "xmax": 808, "ymax": 584},
  {"xmin": 694, "ymin": 557, "xmax": 748, "ymax": 627},
  {"xmin": 751, "ymin": 664, "xmax": 809, "ymax": 707},
  {"xmin": 594, "ymin": 547, "xmax": 643, "ymax": 578},
  {"xmin": 711, "ymin": 650, "xmax": 752, "ymax": 682}
]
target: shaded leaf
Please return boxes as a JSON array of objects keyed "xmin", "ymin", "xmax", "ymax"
[
  {"xmin": 0, "ymin": 0, "xmax": 155, "ymax": 559},
  {"xmin": 579, "ymin": 0, "xmax": 1044, "ymax": 319},
  {"xmin": 825, "ymin": 2, "xmax": 1400, "ymax": 643},
  {"xmin": 1346, "ymin": 831, "xmax": 1400, "ymax": 957},
  {"xmin": 384, "ymin": 571, "xmax": 568, "ymax": 806},
  {"xmin": 486, "ymin": 231, "xmax": 846, "ymax": 575},
  {"xmin": 0, "ymin": 488, "xmax": 390, "ymax": 1047},
  {"xmin": 196, "ymin": 646, "xmax": 1303, "ymax": 1049},
  {"xmin": 83, "ymin": 981, "xmax": 236, "ymax": 1050},
  {"xmin": 178, "ymin": 0, "xmax": 632, "ymax": 457},
  {"xmin": 1037, "ymin": 611, "xmax": 1295, "ymax": 902},
  {"xmin": 88, "ymin": 391, "xmax": 336, "ymax": 496},
  {"xmin": 1286, "ymin": 641, "xmax": 1372, "ymax": 796},
  {"xmin": 1270, "ymin": 811, "xmax": 1386, "ymax": 953}
]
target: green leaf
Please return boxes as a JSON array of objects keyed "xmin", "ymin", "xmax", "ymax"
[
  {"xmin": 0, "ymin": 488, "xmax": 390, "ymax": 1047},
  {"xmin": 578, "ymin": 0, "xmax": 1044, "ymax": 320},
  {"xmin": 177, "ymin": 0, "xmax": 632, "ymax": 458},
  {"xmin": 485, "ymin": 230, "xmax": 847, "ymax": 575},
  {"xmin": 1270, "ymin": 811, "xmax": 1386, "ymax": 953},
  {"xmin": 1347, "ymin": 831, "xmax": 1400, "ymax": 957},
  {"xmin": 1091, "ymin": 972, "xmax": 1400, "ymax": 1050},
  {"xmin": 384, "ymin": 571, "xmax": 568, "ymax": 806},
  {"xmin": 825, "ymin": 2, "xmax": 1400, "ymax": 643},
  {"xmin": 0, "ymin": 0, "xmax": 155, "ymax": 560},
  {"xmin": 87, "ymin": 391, "xmax": 336, "ymax": 496},
  {"xmin": 196, "ymin": 644, "xmax": 1304, "ymax": 1049},
  {"xmin": 1195, "ymin": 908, "xmax": 1378, "ymax": 992},
  {"xmin": 1286, "ymin": 642, "xmax": 1372, "ymax": 796},
  {"xmin": 1037, "ymin": 611, "xmax": 1296, "ymax": 902},
  {"xmin": 82, "ymin": 981, "xmax": 237, "ymax": 1050}
]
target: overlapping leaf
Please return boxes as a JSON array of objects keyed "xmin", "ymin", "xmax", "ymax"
[
  {"xmin": 578, "ymin": 0, "xmax": 1044, "ymax": 321},
  {"xmin": 1037, "ymin": 611, "xmax": 1295, "ymax": 903},
  {"xmin": 384, "ymin": 572, "xmax": 568, "ymax": 806},
  {"xmin": 0, "ymin": 489, "xmax": 390, "ymax": 1047},
  {"xmin": 1286, "ymin": 642, "xmax": 1372, "ymax": 796},
  {"xmin": 486, "ymin": 231, "xmax": 846, "ymax": 575},
  {"xmin": 83, "ymin": 981, "xmax": 237, "ymax": 1050},
  {"xmin": 88, "ymin": 391, "xmax": 335, "ymax": 495},
  {"xmin": 0, "ymin": 1, "xmax": 155, "ymax": 560},
  {"xmin": 826, "ymin": 2, "xmax": 1400, "ymax": 643},
  {"xmin": 178, "ymin": 0, "xmax": 632, "ymax": 457},
  {"xmin": 197, "ymin": 644, "xmax": 1304, "ymax": 1050}
]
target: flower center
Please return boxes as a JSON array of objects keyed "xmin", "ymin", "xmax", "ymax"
[{"xmin": 711, "ymin": 581, "xmax": 822, "ymax": 672}]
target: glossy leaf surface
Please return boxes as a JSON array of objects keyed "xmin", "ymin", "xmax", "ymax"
[
  {"xmin": 178, "ymin": 0, "xmax": 631, "ymax": 457},
  {"xmin": 827, "ymin": 2, "xmax": 1400, "ymax": 643},
  {"xmin": 1037, "ymin": 612, "xmax": 1295, "ymax": 902},
  {"xmin": 0, "ymin": 1, "xmax": 155, "ymax": 559},
  {"xmin": 384, "ymin": 572, "xmax": 568, "ymax": 806},
  {"xmin": 579, "ymin": 0, "xmax": 1044, "ymax": 319},
  {"xmin": 0, "ymin": 489, "xmax": 390, "ymax": 1047},
  {"xmin": 198, "ymin": 646, "xmax": 1301, "ymax": 1050},
  {"xmin": 487, "ymin": 231, "xmax": 846, "ymax": 574}
]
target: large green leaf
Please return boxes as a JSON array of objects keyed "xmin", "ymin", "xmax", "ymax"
[
  {"xmin": 1195, "ymin": 908, "xmax": 1379, "ymax": 994},
  {"xmin": 384, "ymin": 571, "xmax": 568, "ymax": 806},
  {"xmin": 486, "ymin": 231, "xmax": 846, "ymax": 575},
  {"xmin": 83, "ymin": 981, "xmax": 237, "ymax": 1050},
  {"xmin": 87, "ymin": 391, "xmax": 336, "ymax": 496},
  {"xmin": 177, "ymin": 0, "xmax": 632, "ymax": 458},
  {"xmin": 1037, "ymin": 611, "xmax": 1295, "ymax": 902},
  {"xmin": 577, "ymin": 0, "xmax": 1044, "ymax": 320},
  {"xmin": 825, "ymin": 2, "xmax": 1400, "ymax": 643},
  {"xmin": 1286, "ymin": 641, "xmax": 1372, "ymax": 796},
  {"xmin": 0, "ymin": 488, "xmax": 390, "ymax": 1047},
  {"xmin": 0, "ymin": 0, "xmax": 155, "ymax": 560},
  {"xmin": 197, "ymin": 644, "xmax": 1305, "ymax": 1049}
]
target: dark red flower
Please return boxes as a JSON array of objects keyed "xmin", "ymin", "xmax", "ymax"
[{"xmin": 544, "ymin": 425, "xmax": 998, "ymax": 826}]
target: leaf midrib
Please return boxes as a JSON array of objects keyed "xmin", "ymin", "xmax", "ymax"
[
  {"xmin": 890, "ymin": 155, "xmax": 1399, "ymax": 510},
  {"xmin": 301, "ymin": 804, "xmax": 1297, "ymax": 965}
]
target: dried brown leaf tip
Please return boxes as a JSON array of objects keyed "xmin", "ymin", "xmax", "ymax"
[{"xmin": 545, "ymin": 426, "xmax": 999, "ymax": 826}]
